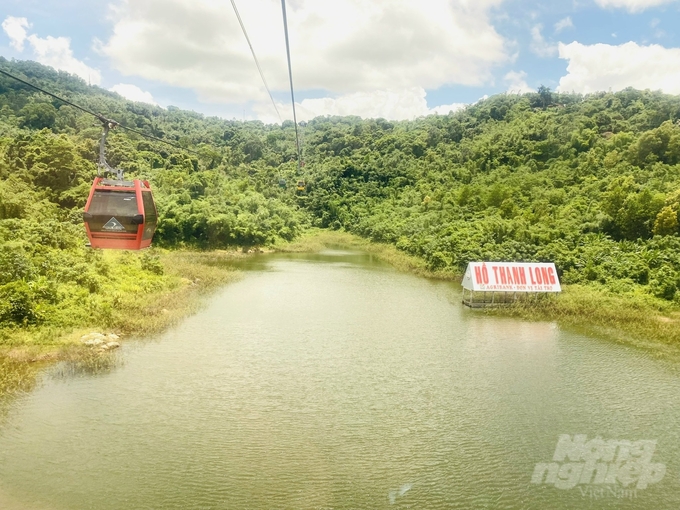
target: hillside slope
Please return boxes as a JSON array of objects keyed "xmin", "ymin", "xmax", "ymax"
[{"xmin": 1, "ymin": 58, "xmax": 679, "ymax": 344}]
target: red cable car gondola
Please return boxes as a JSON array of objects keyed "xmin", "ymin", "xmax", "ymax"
[
  {"xmin": 83, "ymin": 177, "xmax": 157, "ymax": 250},
  {"xmin": 83, "ymin": 119, "xmax": 158, "ymax": 250}
]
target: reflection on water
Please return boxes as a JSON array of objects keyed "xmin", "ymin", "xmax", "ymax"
[
  {"xmin": 0, "ymin": 250, "xmax": 678, "ymax": 509},
  {"xmin": 53, "ymin": 348, "xmax": 122, "ymax": 380},
  {"xmin": 0, "ymin": 360, "xmax": 39, "ymax": 429}
]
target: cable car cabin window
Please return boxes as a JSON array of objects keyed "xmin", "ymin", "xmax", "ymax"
[
  {"xmin": 141, "ymin": 191, "xmax": 157, "ymax": 241},
  {"xmin": 86, "ymin": 191, "xmax": 140, "ymax": 233},
  {"xmin": 89, "ymin": 191, "xmax": 139, "ymax": 216}
]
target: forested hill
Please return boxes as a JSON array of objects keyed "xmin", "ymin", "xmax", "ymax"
[
  {"xmin": 1, "ymin": 57, "xmax": 680, "ymax": 333},
  {"xmin": 302, "ymin": 85, "xmax": 680, "ymax": 302}
]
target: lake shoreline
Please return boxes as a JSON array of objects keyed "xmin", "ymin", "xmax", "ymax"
[
  {"xmin": 0, "ymin": 250, "xmax": 249, "ymax": 400},
  {"xmin": 1, "ymin": 229, "xmax": 679, "ymax": 400},
  {"xmin": 278, "ymin": 229, "xmax": 680, "ymax": 360}
]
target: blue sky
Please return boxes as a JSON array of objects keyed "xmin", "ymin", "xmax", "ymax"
[{"xmin": 2, "ymin": 0, "xmax": 680, "ymax": 122}]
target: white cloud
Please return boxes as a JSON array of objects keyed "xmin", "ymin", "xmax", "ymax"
[
  {"xmin": 504, "ymin": 70, "xmax": 534, "ymax": 93},
  {"xmin": 430, "ymin": 102, "xmax": 467, "ymax": 116},
  {"xmin": 593, "ymin": 0, "xmax": 678, "ymax": 12},
  {"xmin": 557, "ymin": 41, "xmax": 680, "ymax": 94},
  {"xmin": 110, "ymin": 83, "xmax": 157, "ymax": 104},
  {"xmin": 554, "ymin": 16, "xmax": 574, "ymax": 33},
  {"xmin": 253, "ymin": 87, "xmax": 466, "ymax": 123},
  {"xmin": 1, "ymin": 16, "xmax": 30, "ymax": 51},
  {"xmin": 1, "ymin": 16, "xmax": 101, "ymax": 84},
  {"xmin": 530, "ymin": 24, "xmax": 558, "ymax": 57},
  {"xmin": 27, "ymin": 35, "xmax": 102, "ymax": 85},
  {"xmin": 102, "ymin": 0, "xmax": 509, "ymax": 116}
]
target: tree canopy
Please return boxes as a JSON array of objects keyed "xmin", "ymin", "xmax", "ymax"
[{"xmin": 1, "ymin": 57, "xmax": 679, "ymax": 330}]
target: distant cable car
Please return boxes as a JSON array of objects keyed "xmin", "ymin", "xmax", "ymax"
[
  {"xmin": 278, "ymin": 178, "xmax": 287, "ymax": 188},
  {"xmin": 296, "ymin": 180, "xmax": 306, "ymax": 193},
  {"xmin": 83, "ymin": 118, "xmax": 157, "ymax": 250}
]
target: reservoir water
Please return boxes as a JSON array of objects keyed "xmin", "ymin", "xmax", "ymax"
[{"xmin": 0, "ymin": 250, "xmax": 678, "ymax": 509}]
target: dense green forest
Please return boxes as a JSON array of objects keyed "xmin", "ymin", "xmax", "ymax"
[{"xmin": 1, "ymin": 57, "xmax": 679, "ymax": 337}]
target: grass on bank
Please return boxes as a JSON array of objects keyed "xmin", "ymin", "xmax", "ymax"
[
  {"xmin": 0, "ymin": 249, "xmax": 244, "ymax": 400},
  {"xmin": 499, "ymin": 285, "xmax": 680, "ymax": 358}
]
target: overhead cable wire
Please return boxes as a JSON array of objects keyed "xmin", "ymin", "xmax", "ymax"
[
  {"xmin": 280, "ymin": 0, "xmax": 302, "ymax": 173},
  {"xmin": 229, "ymin": 0, "xmax": 282, "ymax": 122},
  {"xmin": 0, "ymin": 68, "xmax": 201, "ymax": 155}
]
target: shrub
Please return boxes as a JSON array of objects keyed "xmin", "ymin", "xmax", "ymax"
[
  {"xmin": 141, "ymin": 251, "xmax": 164, "ymax": 275},
  {"xmin": 0, "ymin": 280, "xmax": 40, "ymax": 325}
]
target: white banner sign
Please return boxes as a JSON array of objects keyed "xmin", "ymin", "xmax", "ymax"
[{"xmin": 463, "ymin": 262, "xmax": 561, "ymax": 293}]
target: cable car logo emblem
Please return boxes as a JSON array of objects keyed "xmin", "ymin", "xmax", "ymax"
[{"xmin": 103, "ymin": 217, "xmax": 126, "ymax": 231}]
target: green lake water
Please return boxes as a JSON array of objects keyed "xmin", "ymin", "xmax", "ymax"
[{"xmin": 0, "ymin": 250, "xmax": 678, "ymax": 509}]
